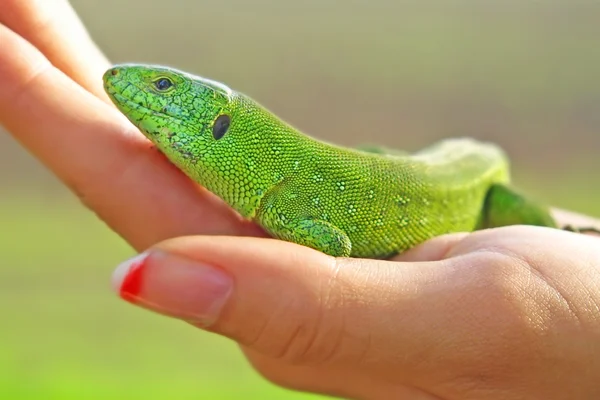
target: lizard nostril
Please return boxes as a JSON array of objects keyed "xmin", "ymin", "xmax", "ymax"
[{"xmin": 111, "ymin": 68, "xmax": 119, "ymax": 76}]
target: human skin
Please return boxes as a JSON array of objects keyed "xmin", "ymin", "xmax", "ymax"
[{"xmin": 1, "ymin": 1, "xmax": 600, "ymax": 399}]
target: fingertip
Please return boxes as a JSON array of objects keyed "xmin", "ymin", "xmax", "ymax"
[
  {"xmin": 552, "ymin": 208, "xmax": 600, "ymax": 233},
  {"xmin": 110, "ymin": 248, "xmax": 233, "ymax": 325},
  {"xmin": 111, "ymin": 252, "xmax": 149, "ymax": 295}
]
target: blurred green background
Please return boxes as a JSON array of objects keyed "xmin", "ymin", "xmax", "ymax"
[{"xmin": 1, "ymin": 1, "xmax": 599, "ymax": 398}]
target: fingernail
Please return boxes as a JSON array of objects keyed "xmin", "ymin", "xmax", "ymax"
[{"xmin": 112, "ymin": 251, "xmax": 232, "ymax": 326}]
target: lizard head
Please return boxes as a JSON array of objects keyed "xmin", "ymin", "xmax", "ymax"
[
  {"xmin": 103, "ymin": 64, "xmax": 235, "ymax": 164},
  {"xmin": 103, "ymin": 64, "xmax": 300, "ymax": 218}
]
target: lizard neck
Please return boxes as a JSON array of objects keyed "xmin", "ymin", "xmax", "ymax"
[{"xmin": 189, "ymin": 94, "xmax": 327, "ymax": 219}]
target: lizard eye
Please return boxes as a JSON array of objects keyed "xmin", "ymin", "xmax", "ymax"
[
  {"xmin": 212, "ymin": 114, "xmax": 230, "ymax": 140},
  {"xmin": 154, "ymin": 78, "xmax": 173, "ymax": 91}
]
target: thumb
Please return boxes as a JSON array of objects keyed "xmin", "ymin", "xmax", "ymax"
[{"xmin": 110, "ymin": 235, "xmax": 456, "ymax": 365}]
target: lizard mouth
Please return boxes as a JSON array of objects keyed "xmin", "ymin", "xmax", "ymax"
[
  {"xmin": 109, "ymin": 90, "xmax": 168, "ymax": 119},
  {"xmin": 104, "ymin": 76, "xmax": 167, "ymax": 118},
  {"xmin": 104, "ymin": 79, "xmax": 200, "ymax": 137}
]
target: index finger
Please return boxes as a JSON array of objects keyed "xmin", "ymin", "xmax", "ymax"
[{"xmin": 0, "ymin": 24, "xmax": 262, "ymax": 251}]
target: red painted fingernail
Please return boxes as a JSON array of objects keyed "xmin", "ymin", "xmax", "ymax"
[
  {"xmin": 111, "ymin": 251, "xmax": 232, "ymax": 325},
  {"xmin": 113, "ymin": 253, "xmax": 149, "ymax": 302}
]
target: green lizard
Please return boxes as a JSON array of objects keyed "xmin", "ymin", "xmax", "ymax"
[{"xmin": 102, "ymin": 64, "xmax": 595, "ymax": 259}]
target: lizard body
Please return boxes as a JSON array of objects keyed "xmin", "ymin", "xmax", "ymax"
[{"xmin": 103, "ymin": 64, "xmax": 570, "ymax": 259}]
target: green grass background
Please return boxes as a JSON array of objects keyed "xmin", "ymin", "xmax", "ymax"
[{"xmin": 1, "ymin": 1, "xmax": 599, "ymax": 398}]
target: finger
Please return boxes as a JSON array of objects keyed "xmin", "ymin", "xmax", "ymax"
[
  {"xmin": 109, "ymin": 235, "xmax": 447, "ymax": 370},
  {"xmin": 0, "ymin": 0, "xmax": 110, "ymax": 100},
  {"xmin": 0, "ymin": 25, "xmax": 259, "ymax": 250},
  {"xmin": 109, "ymin": 229, "xmax": 600, "ymax": 398},
  {"xmin": 553, "ymin": 208, "xmax": 600, "ymax": 234}
]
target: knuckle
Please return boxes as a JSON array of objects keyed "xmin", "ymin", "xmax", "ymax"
[{"xmin": 249, "ymin": 260, "xmax": 350, "ymax": 366}]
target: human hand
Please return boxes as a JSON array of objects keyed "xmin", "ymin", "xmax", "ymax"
[{"xmin": 109, "ymin": 225, "xmax": 600, "ymax": 400}]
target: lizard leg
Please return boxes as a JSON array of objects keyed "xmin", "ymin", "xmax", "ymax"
[
  {"xmin": 481, "ymin": 184, "xmax": 600, "ymax": 233},
  {"xmin": 479, "ymin": 183, "xmax": 558, "ymax": 229},
  {"xmin": 263, "ymin": 217, "xmax": 352, "ymax": 257}
]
